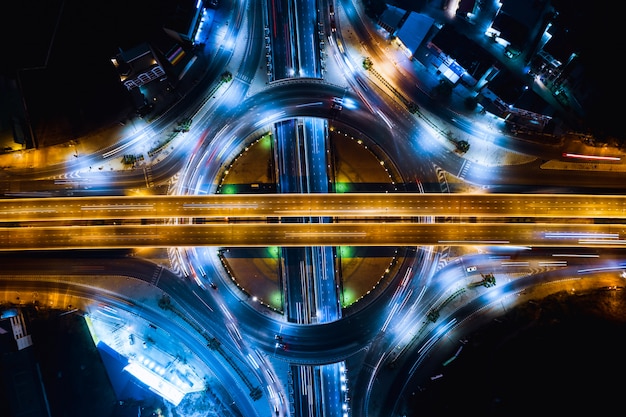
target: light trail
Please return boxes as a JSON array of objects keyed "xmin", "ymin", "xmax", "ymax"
[
  {"xmin": 285, "ymin": 232, "xmax": 367, "ymax": 237},
  {"xmin": 182, "ymin": 203, "xmax": 258, "ymax": 208},
  {"xmin": 562, "ymin": 152, "xmax": 621, "ymax": 161},
  {"xmin": 81, "ymin": 205, "xmax": 154, "ymax": 210},
  {"xmin": 192, "ymin": 290, "xmax": 213, "ymax": 312},
  {"xmin": 501, "ymin": 261, "xmax": 529, "ymax": 267},
  {"xmin": 439, "ymin": 240, "xmax": 510, "ymax": 244},
  {"xmin": 538, "ymin": 261, "xmax": 567, "ymax": 267},
  {"xmin": 295, "ymin": 102, "xmax": 323, "ymax": 107},
  {"xmin": 577, "ymin": 266, "xmax": 626, "ymax": 274},
  {"xmin": 579, "ymin": 240, "xmax": 626, "ymax": 245},
  {"xmin": 546, "ymin": 232, "xmax": 619, "ymax": 239}
]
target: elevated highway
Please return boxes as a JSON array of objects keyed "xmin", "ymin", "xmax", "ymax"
[
  {"xmin": 1, "ymin": 192, "xmax": 626, "ymax": 222},
  {"xmin": 1, "ymin": 193, "xmax": 626, "ymax": 250},
  {"xmin": 1, "ymin": 222, "xmax": 626, "ymax": 250}
]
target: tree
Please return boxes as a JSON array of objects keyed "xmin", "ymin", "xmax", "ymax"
[
  {"xmin": 464, "ymin": 96, "xmax": 478, "ymax": 111},
  {"xmin": 456, "ymin": 140, "xmax": 470, "ymax": 153},
  {"xmin": 363, "ymin": 57, "xmax": 373, "ymax": 70}
]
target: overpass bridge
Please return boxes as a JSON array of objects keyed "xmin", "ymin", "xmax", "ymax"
[
  {"xmin": 1, "ymin": 193, "xmax": 626, "ymax": 250},
  {"xmin": 1, "ymin": 193, "xmax": 626, "ymax": 222}
]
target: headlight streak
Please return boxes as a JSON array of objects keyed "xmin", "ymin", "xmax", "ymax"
[
  {"xmin": 226, "ymin": 322, "xmax": 243, "ymax": 349},
  {"xmin": 439, "ymin": 240, "xmax": 510, "ymax": 244},
  {"xmin": 274, "ymin": 209, "xmax": 380, "ymax": 215},
  {"xmin": 183, "ymin": 203, "xmax": 258, "ymax": 208},
  {"xmin": 390, "ymin": 288, "xmax": 427, "ymax": 335},
  {"xmin": 380, "ymin": 302, "xmax": 400, "ymax": 333},
  {"xmin": 538, "ymin": 261, "xmax": 567, "ymax": 267},
  {"xmin": 192, "ymin": 290, "xmax": 213, "ymax": 312},
  {"xmin": 295, "ymin": 102, "xmax": 323, "ymax": 107},
  {"xmin": 417, "ymin": 318, "xmax": 458, "ymax": 356},
  {"xmin": 253, "ymin": 112, "xmax": 285, "ymax": 129},
  {"xmin": 81, "ymin": 205, "xmax": 154, "ymax": 211},
  {"xmin": 246, "ymin": 353, "xmax": 260, "ymax": 370},
  {"xmin": 382, "ymin": 269, "xmax": 416, "ymax": 333},
  {"xmin": 101, "ymin": 131, "xmax": 149, "ymax": 158},
  {"xmin": 577, "ymin": 266, "xmax": 626, "ymax": 274},
  {"xmin": 284, "ymin": 232, "xmax": 367, "ymax": 237},
  {"xmin": 562, "ymin": 152, "xmax": 621, "ymax": 161},
  {"xmin": 545, "ymin": 232, "xmax": 619, "ymax": 239},
  {"xmin": 219, "ymin": 303, "xmax": 234, "ymax": 321},
  {"xmin": 579, "ymin": 239, "xmax": 626, "ymax": 245},
  {"xmin": 500, "ymin": 261, "xmax": 530, "ymax": 267},
  {"xmin": 376, "ymin": 109, "xmax": 394, "ymax": 129},
  {"xmin": 0, "ymin": 209, "xmax": 57, "ymax": 214}
]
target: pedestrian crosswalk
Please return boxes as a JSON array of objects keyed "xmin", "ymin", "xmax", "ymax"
[
  {"xmin": 167, "ymin": 247, "xmax": 188, "ymax": 278},
  {"xmin": 435, "ymin": 165, "xmax": 450, "ymax": 193}
]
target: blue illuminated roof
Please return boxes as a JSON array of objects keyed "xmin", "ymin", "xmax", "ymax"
[{"xmin": 396, "ymin": 12, "xmax": 435, "ymax": 56}]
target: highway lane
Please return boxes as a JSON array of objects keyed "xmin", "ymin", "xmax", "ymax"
[
  {"xmin": 3, "ymin": 222, "xmax": 626, "ymax": 250},
  {"xmin": 2, "ymin": 193, "xmax": 626, "ymax": 222}
]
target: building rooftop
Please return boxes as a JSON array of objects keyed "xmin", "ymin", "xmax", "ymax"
[
  {"xmin": 396, "ymin": 12, "xmax": 435, "ymax": 56},
  {"xmin": 378, "ymin": 4, "xmax": 407, "ymax": 33}
]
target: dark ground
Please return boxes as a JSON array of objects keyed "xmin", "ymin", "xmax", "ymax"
[
  {"xmin": 404, "ymin": 287, "xmax": 626, "ymax": 416},
  {"xmin": 0, "ymin": 0, "xmax": 176, "ymax": 147}
]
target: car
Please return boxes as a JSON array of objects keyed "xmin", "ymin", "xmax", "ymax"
[
  {"xmin": 275, "ymin": 342, "xmax": 287, "ymax": 350},
  {"xmin": 209, "ymin": 282, "xmax": 217, "ymax": 290},
  {"xmin": 466, "ymin": 266, "xmax": 477, "ymax": 273}
]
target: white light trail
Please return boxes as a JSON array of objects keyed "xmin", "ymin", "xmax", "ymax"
[
  {"xmin": 220, "ymin": 303, "xmax": 234, "ymax": 321},
  {"xmin": 192, "ymin": 290, "xmax": 213, "ymax": 312},
  {"xmin": 562, "ymin": 152, "xmax": 620, "ymax": 161},
  {"xmin": 579, "ymin": 240, "xmax": 626, "ymax": 245},
  {"xmin": 577, "ymin": 266, "xmax": 626, "ymax": 274},
  {"xmin": 183, "ymin": 203, "xmax": 258, "ymax": 208},
  {"xmin": 545, "ymin": 232, "xmax": 618, "ymax": 239},
  {"xmin": 501, "ymin": 261, "xmax": 529, "ymax": 267},
  {"xmin": 247, "ymin": 353, "xmax": 260, "ymax": 369},
  {"xmin": 439, "ymin": 240, "xmax": 510, "ymax": 244},
  {"xmin": 380, "ymin": 302, "xmax": 399, "ymax": 333},
  {"xmin": 418, "ymin": 318, "xmax": 457, "ymax": 355},
  {"xmin": 0, "ymin": 209, "xmax": 57, "ymax": 214},
  {"xmin": 285, "ymin": 232, "xmax": 366, "ymax": 237},
  {"xmin": 295, "ymin": 102, "xmax": 323, "ymax": 107},
  {"xmin": 538, "ymin": 261, "xmax": 567, "ymax": 267},
  {"xmin": 81, "ymin": 205, "xmax": 154, "ymax": 210}
]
